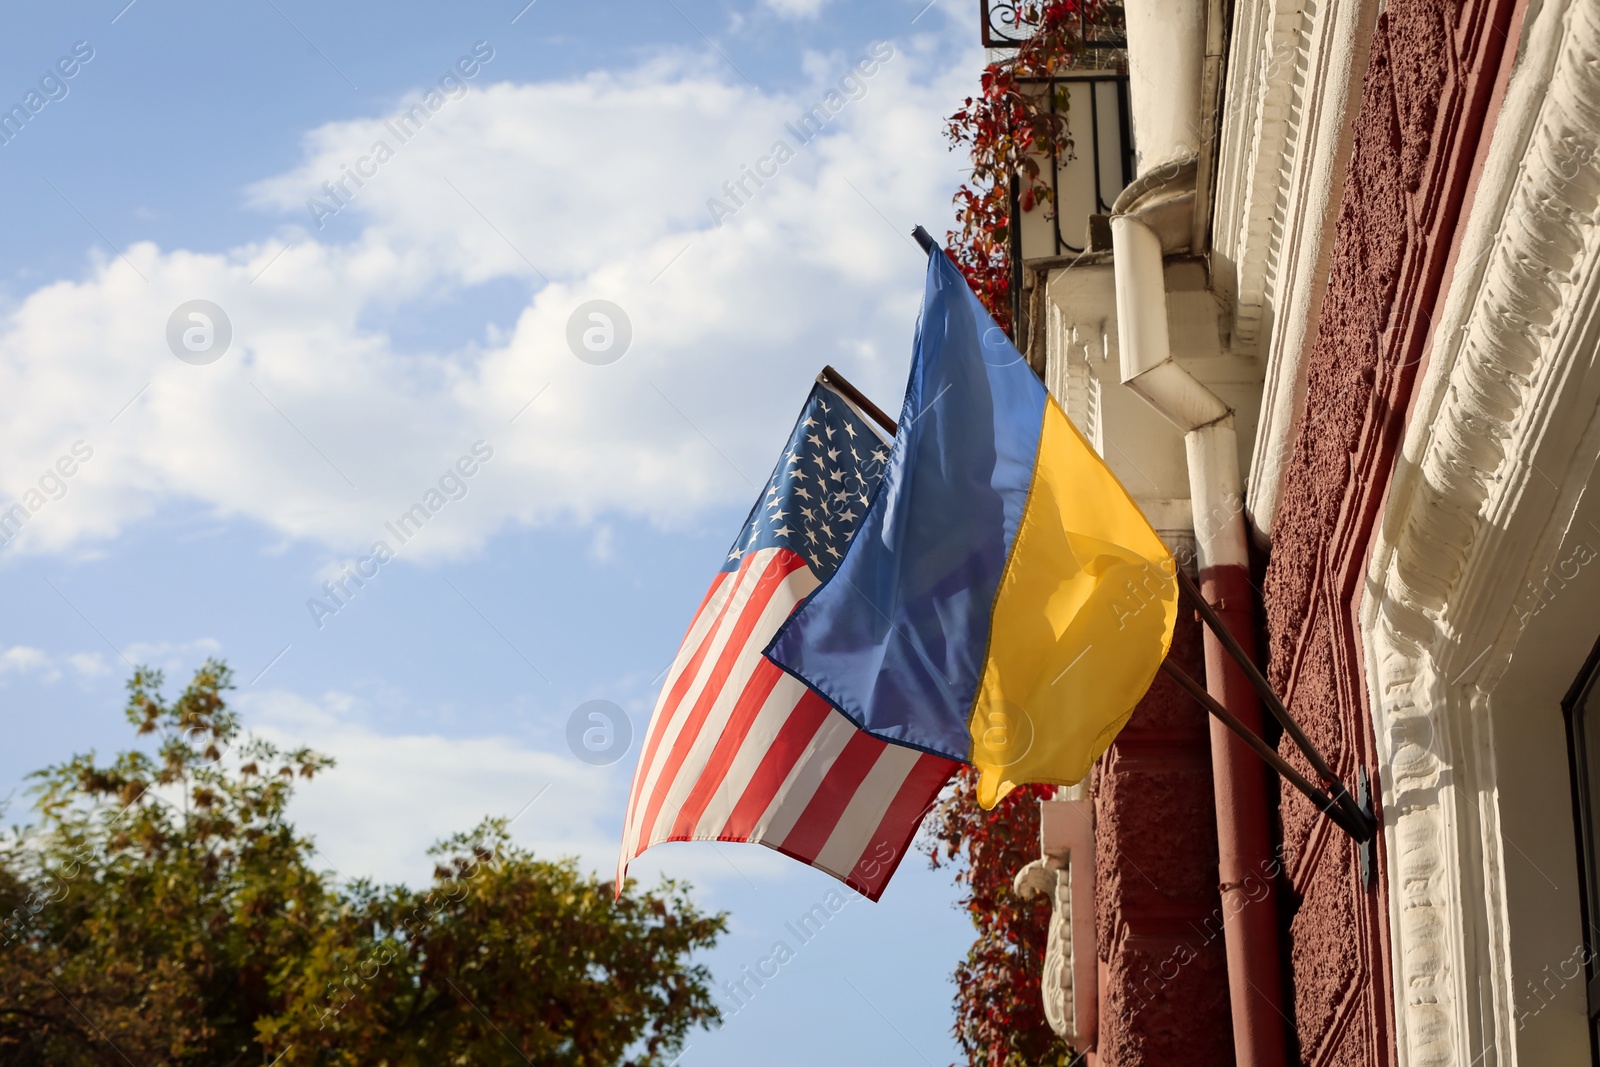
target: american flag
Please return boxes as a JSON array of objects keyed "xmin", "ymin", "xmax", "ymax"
[{"xmin": 617, "ymin": 377, "xmax": 957, "ymax": 900}]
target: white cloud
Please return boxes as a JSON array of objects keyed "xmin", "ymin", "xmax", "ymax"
[
  {"xmin": 588, "ymin": 522, "xmax": 616, "ymax": 563},
  {"xmin": 0, "ymin": 646, "xmax": 47, "ymax": 673},
  {"xmin": 123, "ymin": 637, "xmax": 222, "ymax": 666},
  {"xmin": 0, "ymin": 644, "xmax": 116, "ymax": 682},
  {"xmin": 66, "ymin": 651, "xmax": 110, "ymax": 677},
  {"xmin": 762, "ymin": 0, "xmax": 834, "ymax": 19},
  {"xmin": 0, "ymin": 34, "xmax": 975, "ymax": 566},
  {"xmin": 245, "ymin": 688, "xmax": 599, "ymax": 886},
  {"xmin": 242, "ymin": 686, "xmax": 792, "ymax": 890}
]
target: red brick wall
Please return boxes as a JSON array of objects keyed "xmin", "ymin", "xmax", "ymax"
[{"xmin": 1261, "ymin": 0, "xmax": 1522, "ymax": 1062}]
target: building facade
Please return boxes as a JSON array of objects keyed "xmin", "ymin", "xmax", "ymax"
[{"xmin": 1012, "ymin": 0, "xmax": 1600, "ymax": 1062}]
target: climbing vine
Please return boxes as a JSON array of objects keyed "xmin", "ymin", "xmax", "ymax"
[
  {"xmin": 925, "ymin": 767, "xmax": 1073, "ymax": 1067},
  {"xmin": 944, "ymin": 0, "xmax": 1106, "ymax": 332}
]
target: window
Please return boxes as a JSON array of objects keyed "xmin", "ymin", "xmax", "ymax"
[{"xmin": 1562, "ymin": 636, "xmax": 1600, "ymax": 1064}]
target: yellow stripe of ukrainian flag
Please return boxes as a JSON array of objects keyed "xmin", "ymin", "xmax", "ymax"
[{"xmin": 967, "ymin": 397, "xmax": 1178, "ymax": 808}]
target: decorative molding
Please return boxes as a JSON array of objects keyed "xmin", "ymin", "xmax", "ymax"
[
  {"xmin": 1042, "ymin": 296, "xmax": 1101, "ymax": 448},
  {"xmin": 1210, "ymin": 0, "xmax": 1380, "ymax": 538},
  {"xmin": 1014, "ymin": 859, "xmax": 1076, "ymax": 1042},
  {"xmin": 1042, "ymin": 261, "xmax": 1198, "ymax": 537},
  {"xmin": 1361, "ymin": 1, "xmax": 1600, "ymax": 1063},
  {"xmin": 1020, "ymin": 792, "xmax": 1099, "ymax": 1050},
  {"xmin": 1212, "ymin": 0, "xmax": 1314, "ymax": 349}
]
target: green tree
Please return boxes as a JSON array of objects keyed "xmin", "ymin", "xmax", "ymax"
[{"xmin": 0, "ymin": 661, "xmax": 724, "ymax": 1065}]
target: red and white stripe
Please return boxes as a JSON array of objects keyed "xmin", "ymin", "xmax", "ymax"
[{"xmin": 618, "ymin": 546, "xmax": 956, "ymax": 900}]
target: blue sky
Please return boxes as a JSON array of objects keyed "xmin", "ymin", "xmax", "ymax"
[{"xmin": 0, "ymin": 1, "xmax": 988, "ymax": 1063}]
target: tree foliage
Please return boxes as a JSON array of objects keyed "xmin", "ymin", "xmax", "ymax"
[
  {"xmin": 925, "ymin": 766, "xmax": 1071, "ymax": 1067},
  {"xmin": 0, "ymin": 661, "xmax": 724, "ymax": 1066},
  {"xmin": 944, "ymin": 0, "xmax": 1104, "ymax": 331}
]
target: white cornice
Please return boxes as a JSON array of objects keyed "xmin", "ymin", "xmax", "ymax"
[
  {"xmin": 1211, "ymin": 0, "xmax": 1315, "ymax": 347},
  {"xmin": 1361, "ymin": 1, "xmax": 1600, "ymax": 1063},
  {"xmin": 1211, "ymin": 0, "xmax": 1379, "ymax": 539}
]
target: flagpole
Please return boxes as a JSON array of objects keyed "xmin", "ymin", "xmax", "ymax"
[
  {"xmin": 1172, "ymin": 567, "xmax": 1373, "ymax": 837},
  {"xmin": 819, "ymin": 365, "xmax": 897, "ymax": 438},
  {"xmin": 1158, "ymin": 660, "xmax": 1371, "ymax": 841}
]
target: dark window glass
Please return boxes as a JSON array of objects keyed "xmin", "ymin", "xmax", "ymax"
[{"xmin": 1563, "ymin": 638, "xmax": 1600, "ymax": 1065}]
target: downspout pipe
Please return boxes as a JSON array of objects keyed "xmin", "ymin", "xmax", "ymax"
[{"xmin": 1112, "ymin": 208, "xmax": 1290, "ymax": 1067}]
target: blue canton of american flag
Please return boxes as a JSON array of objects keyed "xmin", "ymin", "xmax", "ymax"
[
  {"xmin": 620, "ymin": 377, "xmax": 957, "ymax": 901},
  {"xmin": 725, "ymin": 384, "xmax": 893, "ymax": 577}
]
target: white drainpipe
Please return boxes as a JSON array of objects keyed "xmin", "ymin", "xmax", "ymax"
[
  {"xmin": 1124, "ymin": 0, "xmax": 1206, "ymax": 172},
  {"xmin": 1111, "ymin": 212, "xmax": 1242, "ymax": 569},
  {"xmin": 1112, "ymin": 207, "xmax": 1288, "ymax": 1067}
]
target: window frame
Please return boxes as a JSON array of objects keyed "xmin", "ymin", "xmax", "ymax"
[{"xmin": 1561, "ymin": 632, "xmax": 1600, "ymax": 1065}]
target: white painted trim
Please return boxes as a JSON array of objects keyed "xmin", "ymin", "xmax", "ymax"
[
  {"xmin": 1211, "ymin": 0, "xmax": 1380, "ymax": 538},
  {"xmin": 1360, "ymin": 1, "xmax": 1600, "ymax": 1062}
]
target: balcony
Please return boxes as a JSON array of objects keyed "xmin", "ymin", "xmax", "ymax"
[
  {"xmin": 979, "ymin": 0, "xmax": 1128, "ymax": 53},
  {"xmin": 1011, "ymin": 73, "xmax": 1134, "ymax": 264}
]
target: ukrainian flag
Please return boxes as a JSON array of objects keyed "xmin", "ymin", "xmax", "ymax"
[{"xmin": 765, "ymin": 244, "xmax": 1177, "ymax": 809}]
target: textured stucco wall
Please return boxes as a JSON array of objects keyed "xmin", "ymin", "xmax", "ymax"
[
  {"xmin": 1260, "ymin": 0, "xmax": 1521, "ymax": 1061},
  {"xmin": 1095, "ymin": 611, "xmax": 1234, "ymax": 1065}
]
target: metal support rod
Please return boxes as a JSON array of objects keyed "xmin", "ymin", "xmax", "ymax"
[
  {"xmin": 912, "ymin": 225, "xmax": 937, "ymax": 255},
  {"xmin": 1008, "ymin": 175, "xmax": 1023, "ymax": 335},
  {"xmin": 1089, "ymin": 79, "xmax": 1107, "ymax": 216},
  {"xmin": 1159, "ymin": 660, "xmax": 1371, "ymax": 841},
  {"xmin": 1173, "ymin": 566, "xmax": 1374, "ymax": 838}
]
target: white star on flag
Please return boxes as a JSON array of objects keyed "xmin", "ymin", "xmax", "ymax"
[{"xmin": 617, "ymin": 374, "xmax": 956, "ymax": 906}]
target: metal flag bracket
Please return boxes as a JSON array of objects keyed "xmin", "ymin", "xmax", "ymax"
[{"xmin": 1160, "ymin": 567, "xmax": 1378, "ymax": 844}]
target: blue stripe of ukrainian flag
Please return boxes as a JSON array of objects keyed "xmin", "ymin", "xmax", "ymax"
[{"xmin": 765, "ymin": 244, "xmax": 1177, "ymax": 809}]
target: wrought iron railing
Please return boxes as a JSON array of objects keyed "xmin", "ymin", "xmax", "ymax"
[
  {"xmin": 975, "ymin": 4, "xmax": 1133, "ymax": 335},
  {"xmin": 980, "ymin": 0, "xmax": 1128, "ymax": 54},
  {"xmin": 1015, "ymin": 73, "xmax": 1133, "ymax": 256},
  {"xmin": 1006, "ymin": 72, "xmax": 1134, "ymax": 334},
  {"xmin": 1011, "ymin": 73, "xmax": 1139, "ymax": 263}
]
